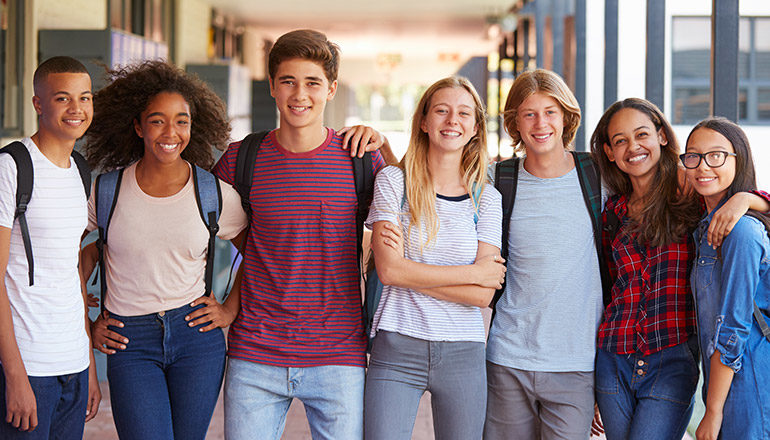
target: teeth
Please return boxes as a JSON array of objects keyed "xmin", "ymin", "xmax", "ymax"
[
  {"xmin": 440, "ymin": 130, "xmax": 461, "ymax": 137},
  {"xmin": 628, "ymin": 154, "xmax": 648, "ymax": 163},
  {"xmin": 533, "ymin": 134, "xmax": 550, "ymax": 140},
  {"xmin": 289, "ymin": 105, "xmax": 309, "ymax": 112},
  {"xmin": 63, "ymin": 119, "xmax": 82, "ymax": 124},
  {"xmin": 697, "ymin": 177, "xmax": 716, "ymax": 182},
  {"xmin": 159, "ymin": 143, "xmax": 178, "ymax": 151}
]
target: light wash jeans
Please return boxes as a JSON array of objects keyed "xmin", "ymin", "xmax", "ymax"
[
  {"xmin": 364, "ymin": 331, "xmax": 487, "ymax": 440},
  {"xmin": 224, "ymin": 357, "xmax": 365, "ymax": 440}
]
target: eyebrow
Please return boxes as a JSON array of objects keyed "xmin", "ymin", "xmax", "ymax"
[
  {"xmin": 519, "ymin": 105, "xmax": 558, "ymax": 112},
  {"xmin": 610, "ymin": 125, "xmax": 650, "ymax": 141},
  {"xmin": 53, "ymin": 91, "xmax": 93, "ymax": 96},
  {"xmin": 277, "ymin": 75, "xmax": 325, "ymax": 82},
  {"xmin": 432, "ymin": 102, "xmax": 473, "ymax": 110},
  {"xmin": 145, "ymin": 111, "xmax": 190, "ymax": 118}
]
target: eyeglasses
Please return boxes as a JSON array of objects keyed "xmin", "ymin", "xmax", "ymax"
[{"xmin": 679, "ymin": 151, "xmax": 737, "ymax": 169}]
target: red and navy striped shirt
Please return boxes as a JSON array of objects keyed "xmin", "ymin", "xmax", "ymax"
[
  {"xmin": 213, "ymin": 129, "xmax": 385, "ymax": 367},
  {"xmin": 596, "ymin": 194, "xmax": 695, "ymax": 356}
]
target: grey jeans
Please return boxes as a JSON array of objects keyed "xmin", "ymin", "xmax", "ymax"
[
  {"xmin": 484, "ymin": 361, "xmax": 595, "ymax": 440},
  {"xmin": 364, "ymin": 331, "xmax": 487, "ymax": 440}
]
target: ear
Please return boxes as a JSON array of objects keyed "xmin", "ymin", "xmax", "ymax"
[
  {"xmin": 657, "ymin": 128, "xmax": 668, "ymax": 147},
  {"xmin": 268, "ymin": 77, "xmax": 275, "ymax": 98},
  {"xmin": 134, "ymin": 119, "xmax": 143, "ymax": 138},
  {"xmin": 472, "ymin": 123, "xmax": 479, "ymax": 137},
  {"xmin": 603, "ymin": 143, "xmax": 615, "ymax": 162},
  {"xmin": 326, "ymin": 80, "xmax": 338, "ymax": 101},
  {"xmin": 32, "ymin": 96, "xmax": 43, "ymax": 116}
]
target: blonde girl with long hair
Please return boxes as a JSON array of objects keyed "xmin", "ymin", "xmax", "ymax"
[{"xmin": 363, "ymin": 77, "xmax": 505, "ymax": 440}]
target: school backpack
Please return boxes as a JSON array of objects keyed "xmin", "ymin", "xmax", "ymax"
[
  {"xmin": 94, "ymin": 165, "xmax": 222, "ymax": 312},
  {"xmin": 232, "ymin": 131, "xmax": 376, "ymax": 338},
  {"xmin": 491, "ymin": 151, "xmax": 610, "ymax": 315},
  {"xmin": 0, "ymin": 141, "xmax": 91, "ymax": 286}
]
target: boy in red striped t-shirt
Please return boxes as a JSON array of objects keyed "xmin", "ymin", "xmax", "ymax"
[{"xmin": 213, "ymin": 29, "xmax": 389, "ymax": 439}]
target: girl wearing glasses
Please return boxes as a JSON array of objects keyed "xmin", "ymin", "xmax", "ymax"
[
  {"xmin": 684, "ymin": 117, "xmax": 770, "ymax": 440},
  {"xmin": 589, "ymin": 98, "xmax": 770, "ymax": 440}
]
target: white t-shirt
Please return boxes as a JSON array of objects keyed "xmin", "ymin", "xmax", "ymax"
[
  {"xmin": 0, "ymin": 137, "xmax": 89, "ymax": 376},
  {"xmin": 86, "ymin": 162, "xmax": 247, "ymax": 316},
  {"xmin": 365, "ymin": 166, "xmax": 502, "ymax": 342}
]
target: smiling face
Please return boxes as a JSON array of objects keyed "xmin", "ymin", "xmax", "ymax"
[
  {"xmin": 603, "ymin": 107, "xmax": 667, "ymax": 191},
  {"xmin": 32, "ymin": 72, "xmax": 93, "ymax": 145},
  {"xmin": 685, "ymin": 127, "xmax": 737, "ymax": 211},
  {"xmin": 515, "ymin": 92, "xmax": 565, "ymax": 157},
  {"xmin": 134, "ymin": 91, "xmax": 191, "ymax": 166},
  {"xmin": 420, "ymin": 86, "xmax": 478, "ymax": 155},
  {"xmin": 270, "ymin": 58, "xmax": 337, "ymax": 132}
]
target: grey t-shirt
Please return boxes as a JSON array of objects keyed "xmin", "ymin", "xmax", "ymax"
[{"xmin": 486, "ymin": 160, "xmax": 604, "ymax": 372}]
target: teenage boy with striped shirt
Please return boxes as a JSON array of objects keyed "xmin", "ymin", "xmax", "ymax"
[{"xmin": 213, "ymin": 29, "xmax": 390, "ymax": 439}]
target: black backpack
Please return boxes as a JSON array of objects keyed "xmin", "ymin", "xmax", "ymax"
[
  {"xmin": 0, "ymin": 141, "xmax": 91, "ymax": 286},
  {"xmin": 491, "ymin": 151, "xmax": 610, "ymax": 314},
  {"xmin": 232, "ymin": 132, "xmax": 375, "ymax": 333}
]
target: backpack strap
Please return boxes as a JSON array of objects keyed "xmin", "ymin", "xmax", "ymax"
[
  {"xmin": 234, "ymin": 131, "xmax": 269, "ymax": 218},
  {"xmin": 572, "ymin": 151, "xmax": 614, "ymax": 307},
  {"xmin": 94, "ymin": 169, "xmax": 123, "ymax": 314},
  {"xmin": 754, "ymin": 303, "xmax": 770, "ymax": 343},
  {"xmin": 470, "ymin": 182, "xmax": 482, "ymax": 224},
  {"xmin": 0, "ymin": 142, "xmax": 35, "ymax": 285},
  {"xmin": 353, "ymin": 152, "xmax": 375, "ymax": 330},
  {"xmin": 490, "ymin": 157, "xmax": 519, "ymax": 310},
  {"xmin": 70, "ymin": 150, "xmax": 91, "ymax": 199},
  {"xmin": 191, "ymin": 165, "xmax": 223, "ymax": 296}
]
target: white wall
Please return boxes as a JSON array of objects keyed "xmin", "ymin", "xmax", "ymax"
[
  {"xmin": 35, "ymin": 0, "xmax": 106, "ymax": 29},
  {"xmin": 582, "ymin": 0, "xmax": 605, "ymax": 149},
  {"xmin": 174, "ymin": 0, "xmax": 212, "ymax": 68}
]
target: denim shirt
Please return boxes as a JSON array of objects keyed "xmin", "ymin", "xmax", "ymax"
[{"xmin": 691, "ymin": 202, "xmax": 770, "ymax": 385}]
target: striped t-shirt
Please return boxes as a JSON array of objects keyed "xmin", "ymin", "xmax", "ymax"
[
  {"xmin": 0, "ymin": 137, "xmax": 89, "ymax": 376},
  {"xmin": 365, "ymin": 166, "xmax": 502, "ymax": 342},
  {"xmin": 213, "ymin": 129, "xmax": 385, "ymax": 367}
]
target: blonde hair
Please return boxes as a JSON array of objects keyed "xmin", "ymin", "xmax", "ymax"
[
  {"xmin": 502, "ymin": 69, "xmax": 581, "ymax": 154},
  {"xmin": 400, "ymin": 76, "xmax": 489, "ymax": 247}
]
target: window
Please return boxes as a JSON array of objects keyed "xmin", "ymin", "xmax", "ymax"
[{"xmin": 672, "ymin": 16, "xmax": 770, "ymax": 125}]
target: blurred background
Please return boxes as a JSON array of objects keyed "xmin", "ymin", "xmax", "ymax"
[{"xmin": 2, "ymin": 1, "xmax": 768, "ymax": 438}]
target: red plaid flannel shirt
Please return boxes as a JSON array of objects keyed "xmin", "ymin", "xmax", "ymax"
[{"xmin": 596, "ymin": 194, "xmax": 695, "ymax": 356}]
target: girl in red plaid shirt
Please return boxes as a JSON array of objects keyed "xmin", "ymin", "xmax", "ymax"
[{"xmin": 588, "ymin": 98, "xmax": 770, "ymax": 440}]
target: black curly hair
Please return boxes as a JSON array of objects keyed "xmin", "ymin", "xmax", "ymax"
[{"xmin": 84, "ymin": 60, "xmax": 230, "ymax": 172}]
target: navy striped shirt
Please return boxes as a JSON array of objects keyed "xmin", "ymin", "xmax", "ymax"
[{"xmin": 213, "ymin": 129, "xmax": 385, "ymax": 367}]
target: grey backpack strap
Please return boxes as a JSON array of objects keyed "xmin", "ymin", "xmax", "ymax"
[
  {"xmin": 754, "ymin": 302, "xmax": 770, "ymax": 343},
  {"xmin": 192, "ymin": 165, "xmax": 222, "ymax": 296},
  {"xmin": 95, "ymin": 169, "xmax": 123, "ymax": 314}
]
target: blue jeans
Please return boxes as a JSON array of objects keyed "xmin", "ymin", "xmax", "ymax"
[
  {"xmin": 224, "ymin": 357, "xmax": 365, "ymax": 440},
  {"xmin": 0, "ymin": 367, "xmax": 87, "ymax": 440},
  {"xmin": 364, "ymin": 331, "xmax": 487, "ymax": 440},
  {"xmin": 595, "ymin": 338, "xmax": 699, "ymax": 440},
  {"xmin": 106, "ymin": 304, "xmax": 226, "ymax": 440}
]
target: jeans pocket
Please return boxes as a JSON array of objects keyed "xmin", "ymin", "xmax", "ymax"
[
  {"xmin": 594, "ymin": 350, "xmax": 619, "ymax": 395},
  {"xmin": 649, "ymin": 342, "xmax": 699, "ymax": 404}
]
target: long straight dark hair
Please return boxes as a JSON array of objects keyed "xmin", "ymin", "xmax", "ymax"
[{"xmin": 686, "ymin": 117, "xmax": 770, "ymax": 231}]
